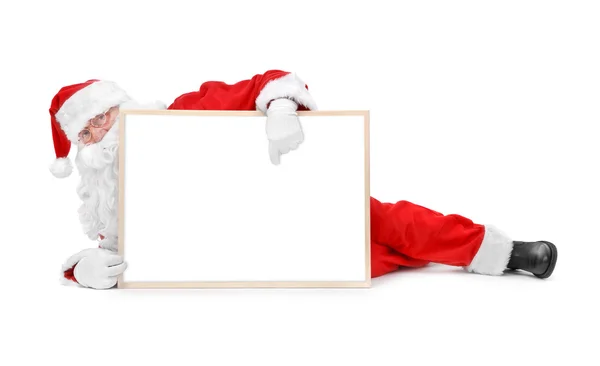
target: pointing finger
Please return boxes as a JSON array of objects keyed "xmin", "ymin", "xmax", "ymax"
[{"xmin": 269, "ymin": 143, "xmax": 281, "ymax": 165}]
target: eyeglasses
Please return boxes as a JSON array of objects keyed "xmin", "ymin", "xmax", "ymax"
[
  {"xmin": 78, "ymin": 128, "xmax": 95, "ymax": 145},
  {"xmin": 78, "ymin": 107, "xmax": 118, "ymax": 145},
  {"xmin": 89, "ymin": 109, "xmax": 112, "ymax": 128}
]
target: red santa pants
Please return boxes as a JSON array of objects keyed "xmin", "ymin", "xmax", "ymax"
[{"xmin": 370, "ymin": 197, "xmax": 513, "ymax": 278}]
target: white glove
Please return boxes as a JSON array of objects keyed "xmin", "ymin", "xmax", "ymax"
[
  {"xmin": 62, "ymin": 248, "xmax": 127, "ymax": 289},
  {"xmin": 266, "ymin": 98, "xmax": 304, "ymax": 165}
]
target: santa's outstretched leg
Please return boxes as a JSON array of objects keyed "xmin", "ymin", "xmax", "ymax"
[{"xmin": 370, "ymin": 197, "xmax": 558, "ymax": 278}]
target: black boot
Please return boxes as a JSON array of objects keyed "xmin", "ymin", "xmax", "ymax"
[{"xmin": 507, "ymin": 241, "xmax": 557, "ymax": 279}]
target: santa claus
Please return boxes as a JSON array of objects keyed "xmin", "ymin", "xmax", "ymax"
[{"xmin": 50, "ymin": 70, "xmax": 557, "ymax": 289}]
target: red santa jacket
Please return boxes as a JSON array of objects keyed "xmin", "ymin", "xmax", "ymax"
[{"xmin": 168, "ymin": 70, "xmax": 317, "ymax": 112}]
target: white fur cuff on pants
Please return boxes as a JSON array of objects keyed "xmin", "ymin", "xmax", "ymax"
[{"xmin": 465, "ymin": 225, "xmax": 514, "ymax": 276}]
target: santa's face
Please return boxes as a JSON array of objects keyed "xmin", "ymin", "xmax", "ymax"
[
  {"xmin": 77, "ymin": 106, "xmax": 120, "ymax": 145},
  {"xmin": 74, "ymin": 106, "xmax": 122, "ymax": 248}
]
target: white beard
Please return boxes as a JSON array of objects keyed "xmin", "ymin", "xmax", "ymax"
[{"xmin": 74, "ymin": 121, "xmax": 120, "ymax": 251}]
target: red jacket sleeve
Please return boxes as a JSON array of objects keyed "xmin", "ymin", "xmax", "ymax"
[
  {"xmin": 63, "ymin": 266, "xmax": 78, "ymax": 283},
  {"xmin": 168, "ymin": 70, "xmax": 317, "ymax": 112}
]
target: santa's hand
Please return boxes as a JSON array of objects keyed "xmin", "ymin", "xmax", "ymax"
[
  {"xmin": 62, "ymin": 248, "xmax": 127, "ymax": 289},
  {"xmin": 266, "ymin": 98, "xmax": 304, "ymax": 165}
]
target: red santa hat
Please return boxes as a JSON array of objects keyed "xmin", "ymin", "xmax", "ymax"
[{"xmin": 49, "ymin": 80, "xmax": 131, "ymax": 178}]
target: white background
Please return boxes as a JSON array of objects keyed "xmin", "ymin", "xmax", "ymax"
[
  {"xmin": 123, "ymin": 114, "xmax": 367, "ymax": 282},
  {"xmin": 1, "ymin": 0, "xmax": 599, "ymax": 365}
]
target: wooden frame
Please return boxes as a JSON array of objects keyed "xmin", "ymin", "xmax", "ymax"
[{"xmin": 117, "ymin": 110, "xmax": 370, "ymax": 289}]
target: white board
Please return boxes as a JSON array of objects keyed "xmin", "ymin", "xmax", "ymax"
[{"xmin": 118, "ymin": 110, "xmax": 370, "ymax": 288}]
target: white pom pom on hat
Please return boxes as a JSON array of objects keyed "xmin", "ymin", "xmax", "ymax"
[
  {"xmin": 49, "ymin": 79, "xmax": 131, "ymax": 178},
  {"xmin": 49, "ymin": 157, "xmax": 73, "ymax": 178}
]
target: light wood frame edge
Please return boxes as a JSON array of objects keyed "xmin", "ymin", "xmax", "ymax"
[{"xmin": 117, "ymin": 110, "xmax": 126, "ymax": 288}]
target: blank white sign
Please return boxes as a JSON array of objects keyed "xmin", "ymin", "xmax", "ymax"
[{"xmin": 118, "ymin": 110, "xmax": 370, "ymax": 288}]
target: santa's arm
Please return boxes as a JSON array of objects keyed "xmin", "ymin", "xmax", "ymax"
[
  {"xmin": 168, "ymin": 70, "xmax": 317, "ymax": 112},
  {"xmin": 169, "ymin": 70, "xmax": 317, "ymax": 165}
]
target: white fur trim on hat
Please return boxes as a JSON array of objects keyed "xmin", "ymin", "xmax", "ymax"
[
  {"xmin": 55, "ymin": 81, "xmax": 131, "ymax": 142},
  {"xmin": 49, "ymin": 157, "xmax": 73, "ymax": 178},
  {"xmin": 255, "ymin": 73, "xmax": 318, "ymax": 113},
  {"xmin": 120, "ymin": 99, "xmax": 167, "ymax": 110},
  {"xmin": 465, "ymin": 225, "xmax": 514, "ymax": 275}
]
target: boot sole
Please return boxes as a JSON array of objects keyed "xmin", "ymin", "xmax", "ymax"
[{"xmin": 535, "ymin": 241, "xmax": 557, "ymax": 279}]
